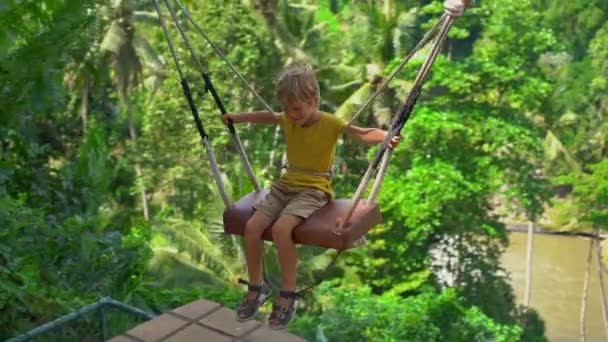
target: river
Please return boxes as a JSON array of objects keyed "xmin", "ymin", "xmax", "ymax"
[{"xmin": 502, "ymin": 232, "xmax": 606, "ymax": 341}]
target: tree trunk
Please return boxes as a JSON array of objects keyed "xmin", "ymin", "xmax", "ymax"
[
  {"xmin": 581, "ymin": 237, "xmax": 594, "ymax": 342},
  {"xmin": 134, "ymin": 164, "xmax": 149, "ymax": 220},
  {"xmin": 524, "ymin": 221, "xmax": 535, "ymax": 307},
  {"xmin": 127, "ymin": 102, "xmax": 150, "ymax": 221},
  {"xmin": 255, "ymin": 0, "xmax": 276, "ymax": 24},
  {"xmin": 595, "ymin": 230, "xmax": 608, "ymax": 340},
  {"xmin": 382, "ymin": 0, "xmax": 393, "ymax": 20},
  {"xmin": 80, "ymin": 81, "xmax": 90, "ymax": 135}
]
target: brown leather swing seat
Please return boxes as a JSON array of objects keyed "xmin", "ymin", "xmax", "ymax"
[{"xmin": 223, "ymin": 190, "xmax": 382, "ymax": 250}]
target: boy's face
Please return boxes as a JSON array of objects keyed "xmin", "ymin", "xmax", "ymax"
[{"xmin": 280, "ymin": 98, "xmax": 318, "ymax": 127}]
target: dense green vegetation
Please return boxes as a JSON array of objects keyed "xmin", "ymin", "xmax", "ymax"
[{"xmin": 1, "ymin": 0, "xmax": 606, "ymax": 340}]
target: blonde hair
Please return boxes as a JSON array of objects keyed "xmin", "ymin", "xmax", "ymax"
[{"xmin": 275, "ymin": 64, "xmax": 320, "ymax": 104}]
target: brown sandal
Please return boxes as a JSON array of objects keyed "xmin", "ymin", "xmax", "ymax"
[
  {"xmin": 268, "ymin": 290, "xmax": 299, "ymax": 330},
  {"xmin": 236, "ymin": 279, "xmax": 271, "ymax": 322}
]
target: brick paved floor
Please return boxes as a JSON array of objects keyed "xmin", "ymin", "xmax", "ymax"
[{"xmin": 108, "ymin": 299, "xmax": 306, "ymax": 342}]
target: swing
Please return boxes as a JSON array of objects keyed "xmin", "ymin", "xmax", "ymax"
[
  {"xmin": 153, "ymin": 0, "xmax": 467, "ymax": 253},
  {"xmin": 224, "ymin": 191, "xmax": 382, "ymax": 250}
]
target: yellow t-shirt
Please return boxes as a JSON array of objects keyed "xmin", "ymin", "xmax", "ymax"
[{"xmin": 278, "ymin": 112, "xmax": 347, "ymax": 199}]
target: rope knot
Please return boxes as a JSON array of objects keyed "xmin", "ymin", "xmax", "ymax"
[{"xmin": 444, "ymin": 0, "xmax": 468, "ymax": 17}]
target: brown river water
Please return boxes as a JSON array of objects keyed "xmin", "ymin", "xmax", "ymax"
[{"xmin": 502, "ymin": 232, "xmax": 606, "ymax": 341}]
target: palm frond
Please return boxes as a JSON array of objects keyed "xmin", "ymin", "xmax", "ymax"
[
  {"xmin": 557, "ymin": 111, "xmax": 578, "ymax": 126},
  {"xmin": 100, "ymin": 21, "xmax": 127, "ymax": 55},
  {"xmin": 153, "ymin": 218, "xmax": 240, "ymax": 283},
  {"xmin": 132, "ymin": 11, "xmax": 160, "ymax": 25},
  {"xmin": 149, "ymin": 247, "xmax": 228, "ymax": 289},
  {"xmin": 335, "ymin": 82, "xmax": 373, "ymax": 121},
  {"xmin": 544, "ymin": 130, "xmax": 581, "ymax": 172},
  {"xmin": 133, "ymin": 36, "xmax": 166, "ymax": 73}
]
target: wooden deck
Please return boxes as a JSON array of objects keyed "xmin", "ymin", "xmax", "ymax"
[{"xmin": 108, "ymin": 299, "xmax": 306, "ymax": 342}]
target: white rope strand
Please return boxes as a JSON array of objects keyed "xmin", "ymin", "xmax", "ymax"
[
  {"xmin": 347, "ymin": 14, "xmax": 448, "ymax": 125},
  {"xmin": 173, "ymin": 0, "xmax": 276, "ymax": 115}
]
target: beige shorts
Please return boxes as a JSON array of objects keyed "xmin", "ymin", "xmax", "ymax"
[{"xmin": 254, "ymin": 182, "xmax": 328, "ymax": 221}]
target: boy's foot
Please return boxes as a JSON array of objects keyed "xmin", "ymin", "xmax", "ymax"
[
  {"xmin": 236, "ymin": 279, "xmax": 271, "ymax": 322},
  {"xmin": 268, "ymin": 290, "xmax": 299, "ymax": 330}
]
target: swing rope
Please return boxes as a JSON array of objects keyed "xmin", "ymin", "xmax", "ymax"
[
  {"xmin": 161, "ymin": 0, "xmax": 261, "ymax": 192},
  {"xmin": 151, "ymin": 0, "xmax": 232, "ymax": 207},
  {"xmin": 154, "ymin": 0, "xmax": 274, "ymax": 287},
  {"xmin": 347, "ymin": 13, "xmax": 448, "ymax": 125},
  {"xmin": 173, "ymin": 0, "xmax": 276, "ymax": 116},
  {"xmin": 336, "ymin": 10, "xmax": 461, "ymax": 231}
]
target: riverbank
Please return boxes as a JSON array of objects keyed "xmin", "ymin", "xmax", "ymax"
[
  {"xmin": 500, "ymin": 193, "xmax": 606, "ymax": 240},
  {"xmin": 506, "ymin": 223, "xmax": 606, "ymax": 240}
]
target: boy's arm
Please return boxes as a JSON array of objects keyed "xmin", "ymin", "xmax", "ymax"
[
  {"xmin": 223, "ymin": 111, "xmax": 280, "ymax": 125},
  {"xmin": 342, "ymin": 125, "xmax": 401, "ymax": 147}
]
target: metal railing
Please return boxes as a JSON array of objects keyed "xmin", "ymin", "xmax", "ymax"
[{"xmin": 6, "ymin": 297, "xmax": 155, "ymax": 342}]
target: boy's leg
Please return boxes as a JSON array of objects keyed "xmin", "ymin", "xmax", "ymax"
[
  {"xmin": 271, "ymin": 214, "xmax": 304, "ymax": 297},
  {"xmin": 246, "ymin": 183, "xmax": 288, "ymax": 289},
  {"xmin": 244, "ymin": 211, "xmax": 274, "ymax": 292},
  {"xmin": 268, "ymin": 187, "xmax": 327, "ymax": 329},
  {"xmin": 267, "ymin": 213, "xmax": 305, "ymax": 329},
  {"xmin": 272, "ymin": 188, "xmax": 328, "ymax": 299},
  {"xmin": 236, "ymin": 210, "xmax": 276, "ymax": 321}
]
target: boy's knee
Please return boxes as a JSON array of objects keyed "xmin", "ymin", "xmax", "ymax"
[
  {"xmin": 271, "ymin": 224, "xmax": 293, "ymax": 243},
  {"xmin": 245, "ymin": 220, "xmax": 263, "ymax": 238}
]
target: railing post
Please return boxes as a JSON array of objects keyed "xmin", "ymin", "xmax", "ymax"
[{"xmin": 99, "ymin": 305, "xmax": 108, "ymax": 342}]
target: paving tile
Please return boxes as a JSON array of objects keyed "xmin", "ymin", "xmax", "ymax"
[
  {"xmin": 107, "ymin": 335, "xmax": 139, "ymax": 342},
  {"xmin": 199, "ymin": 307, "xmax": 260, "ymax": 337},
  {"xmin": 244, "ymin": 327, "xmax": 308, "ymax": 342},
  {"xmin": 126, "ymin": 313, "xmax": 189, "ymax": 341},
  {"xmin": 163, "ymin": 323, "xmax": 232, "ymax": 342},
  {"xmin": 171, "ymin": 299, "xmax": 221, "ymax": 320},
  {"xmin": 117, "ymin": 300, "xmax": 306, "ymax": 342}
]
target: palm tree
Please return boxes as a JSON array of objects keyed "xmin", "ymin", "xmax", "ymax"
[
  {"xmin": 98, "ymin": 0, "xmax": 166, "ymax": 220},
  {"xmin": 150, "ymin": 218, "xmax": 240, "ymax": 287},
  {"xmin": 250, "ymin": 0, "xmax": 315, "ymax": 64}
]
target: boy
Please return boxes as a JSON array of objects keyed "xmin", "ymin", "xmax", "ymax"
[{"xmin": 223, "ymin": 64, "xmax": 400, "ymax": 329}]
